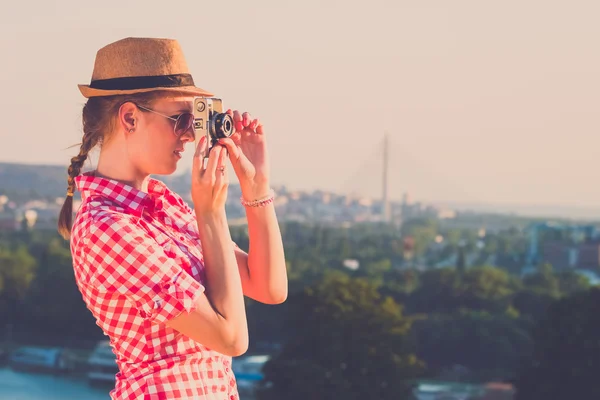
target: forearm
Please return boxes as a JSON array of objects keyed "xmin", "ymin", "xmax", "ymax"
[
  {"xmin": 245, "ymin": 202, "xmax": 288, "ymax": 303},
  {"xmin": 196, "ymin": 211, "xmax": 247, "ymax": 332}
]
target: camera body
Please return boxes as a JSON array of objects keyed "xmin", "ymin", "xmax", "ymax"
[{"xmin": 193, "ymin": 97, "xmax": 235, "ymax": 149}]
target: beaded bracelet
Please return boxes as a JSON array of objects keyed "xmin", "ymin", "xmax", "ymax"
[{"xmin": 240, "ymin": 189, "xmax": 275, "ymax": 208}]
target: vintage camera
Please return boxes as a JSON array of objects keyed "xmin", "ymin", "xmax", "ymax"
[{"xmin": 193, "ymin": 97, "xmax": 235, "ymax": 150}]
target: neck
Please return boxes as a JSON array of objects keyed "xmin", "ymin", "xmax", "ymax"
[{"xmin": 96, "ymin": 149, "xmax": 150, "ymax": 192}]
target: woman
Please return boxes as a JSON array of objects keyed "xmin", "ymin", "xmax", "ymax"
[{"xmin": 58, "ymin": 37, "xmax": 287, "ymax": 399}]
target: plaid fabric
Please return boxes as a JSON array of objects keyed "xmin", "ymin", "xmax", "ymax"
[{"xmin": 71, "ymin": 171, "xmax": 238, "ymax": 400}]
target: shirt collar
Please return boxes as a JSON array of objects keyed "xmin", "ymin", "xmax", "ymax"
[{"xmin": 74, "ymin": 171, "xmax": 168, "ymax": 217}]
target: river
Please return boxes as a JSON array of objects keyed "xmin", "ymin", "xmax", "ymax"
[{"xmin": 0, "ymin": 367, "xmax": 111, "ymax": 400}]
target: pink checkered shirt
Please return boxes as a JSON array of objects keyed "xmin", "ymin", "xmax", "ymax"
[{"xmin": 71, "ymin": 171, "xmax": 239, "ymax": 400}]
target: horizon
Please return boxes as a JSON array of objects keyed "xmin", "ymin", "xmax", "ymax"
[{"xmin": 3, "ymin": 160, "xmax": 600, "ymax": 222}]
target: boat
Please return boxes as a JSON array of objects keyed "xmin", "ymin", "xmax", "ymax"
[
  {"xmin": 8, "ymin": 346, "xmax": 73, "ymax": 373},
  {"xmin": 232, "ymin": 354, "xmax": 271, "ymax": 397},
  {"xmin": 86, "ymin": 340, "xmax": 118, "ymax": 385}
]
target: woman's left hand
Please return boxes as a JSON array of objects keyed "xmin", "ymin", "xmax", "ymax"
[{"xmin": 218, "ymin": 110, "xmax": 271, "ymax": 200}]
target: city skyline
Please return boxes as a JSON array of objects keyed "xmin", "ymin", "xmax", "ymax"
[
  {"xmin": 1, "ymin": 1, "xmax": 600, "ymax": 208},
  {"xmin": 4, "ymin": 158, "xmax": 600, "ymax": 222}
]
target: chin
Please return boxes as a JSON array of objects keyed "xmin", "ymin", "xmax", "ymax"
[{"xmin": 152, "ymin": 163, "xmax": 178, "ymax": 176}]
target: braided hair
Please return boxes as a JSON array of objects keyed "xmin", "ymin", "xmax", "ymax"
[{"xmin": 58, "ymin": 91, "xmax": 172, "ymax": 240}]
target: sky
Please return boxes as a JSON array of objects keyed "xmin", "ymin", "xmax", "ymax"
[{"xmin": 1, "ymin": 0, "xmax": 599, "ymax": 210}]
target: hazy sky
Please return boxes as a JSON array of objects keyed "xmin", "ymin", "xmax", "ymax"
[{"xmin": 1, "ymin": 1, "xmax": 599, "ymax": 208}]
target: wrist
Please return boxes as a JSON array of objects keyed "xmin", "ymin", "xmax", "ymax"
[
  {"xmin": 240, "ymin": 188, "xmax": 275, "ymax": 208},
  {"xmin": 241, "ymin": 182, "xmax": 271, "ymax": 201},
  {"xmin": 195, "ymin": 209, "xmax": 228, "ymax": 225}
]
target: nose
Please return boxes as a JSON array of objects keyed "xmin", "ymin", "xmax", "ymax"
[{"xmin": 180, "ymin": 126, "xmax": 195, "ymax": 142}]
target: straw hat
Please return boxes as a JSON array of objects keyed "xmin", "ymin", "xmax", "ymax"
[{"xmin": 78, "ymin": 37, "xmax": 213, "ymax": 98}]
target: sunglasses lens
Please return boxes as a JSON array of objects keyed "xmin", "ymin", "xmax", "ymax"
[{"xmin": 174, "ymin": 113, "xmax": 194, "ymax": 137}]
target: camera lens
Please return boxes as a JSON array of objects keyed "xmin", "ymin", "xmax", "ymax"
[{"xmin": 213, "ymin": 113, "xmax": 235, "ymax": 139}]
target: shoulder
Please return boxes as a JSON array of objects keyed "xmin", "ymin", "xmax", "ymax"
[
  {"xmin": 155, "ymin": 180, "xmax": 196, "ymax": 219},
  {"xmin": 72, "ymin": 198, "xmax": 140, "ymax": 249},
  {"xmin": 158, "ymin": 181, "xmax": 194, "ymax": 212}
]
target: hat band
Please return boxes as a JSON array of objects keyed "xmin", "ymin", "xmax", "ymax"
[{"xmin": 89, "ymin": 73, "xmax": 195, "ymax": 91}]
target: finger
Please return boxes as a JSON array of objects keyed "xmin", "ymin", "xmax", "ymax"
[
  {"xmin": 219, "ymin": 138, "xmax": 249, "ymax": 179},
  {"xmin": 205, "ymin": 145, "xmax": 222, "ymax": 180},
  {"xmin": 218, "ymin": 144, "xmax": 228, "ymax": 169},
  {"xmin": 256, "ymin": 123, "xmax": 265, "ymax": 135},
  {"xmin": 242, "ymin": 112, "xmax": 252, "ymax": 128},
  {"xmin": 233, "ymin": 110, "xmax": 243, "ymax": 123},
  {"xmin": 226, "ymin": 109, "xmax": 232, "ymax": 115},
  {"xmin": 250, "ymin": 118, "xmax": 259, "ymax": 130},
  {"xmin": 193, "ymin": 135, "xmax": 208, "ymax": 159},
  {"xmin": 218, "ymin": 138, "xmax": 241, "ymax": 161},
  {"xmin": 214, "ymin": 145, "xmax": 229, "ymax": 185},
  {"xmin": 231, "ymin": 131, "xmax": 242, "ymax": 146},
  {"xmin": 192, "ymin": 136, "xmax": 208, "ymax": 172},
  {"xmin": 235, "ymin": 120, "xmax": 244, "ymax": 132}
]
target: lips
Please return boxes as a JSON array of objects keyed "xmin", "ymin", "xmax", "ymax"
[{"xmin": 173, "ymin": 149, "xmax": 183, "ymax": 158}]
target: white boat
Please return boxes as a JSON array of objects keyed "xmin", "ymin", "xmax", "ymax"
[
  {"xmin": 86, "ymin": 340, "xmax": 118, "ymax": 385},
  {"xmin": 232, "ymin": 355, "xmax": 270, "ymax": 397}
]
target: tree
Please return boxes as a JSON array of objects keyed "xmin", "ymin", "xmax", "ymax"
[
  {"xmin": 456, "ymin": 246, "xmax": 466, "ymax": 274},
  {"xmin": 408, "ymin": 268, "xmax": 462, "ymax": 314},
  {"xmin": 459, "ymin": 266, "xmax": 518, "ymax": 314},
  {"xmin": 354, "ymin": 258, "xmax": 392, "ymax": 284},
  {"xmin": 515, "ymin": 288, "xmax": 600, "ymax": 399},
  {"xmin": 382, "ymin": 268, "xmax": 420, "ymax": 298},
  {"xmin": 401, "ymin": 217, "xmax": 439, "ymax": 256},
  {"xmin": 556, "ymin": 270, "xmax": 591, "ymax": 296},
  {"xmin": 412, "ymin": 311, "xmax": 533, "ymax": 382},
  {"xmin": 22, "ymin": 238, "xmax": 101, "ymax": 341},
  {"xmin": 523, "ymin": 263, "xmax": 560, "ymax": 296},
  {"xmin": 258, "ymin": 272, "xmax": 424, "ymax": 400},
  {"xmin": 0, "ymin": 245, "xmax": 36, "ymax": 324},
  {"xmin": 514, "ymin": 263, "xmax": 562, "ymax": 320}
]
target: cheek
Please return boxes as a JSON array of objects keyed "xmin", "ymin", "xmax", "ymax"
[
  {"xmin": 146, "ymin": 126, "xmax": 176, "ymax": 154},
  {"xmin": 128, "ymin": 130, "xmax": 156, "ymax": 160}
]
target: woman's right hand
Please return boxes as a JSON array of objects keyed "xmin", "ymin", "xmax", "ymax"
[
  {"xmin": 171, "ymin": 135, "xmax": 248, "ymax": 357},
  {"xmin": 191, "ymin": 136, "xmax": 229, "ymax": 217}
]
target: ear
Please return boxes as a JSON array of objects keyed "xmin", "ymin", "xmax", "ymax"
[{"xmin": 118, "ymin": 102, "xmax": 138, "ymax": 133}]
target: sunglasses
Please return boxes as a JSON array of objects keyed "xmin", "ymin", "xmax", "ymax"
[{"xmin": 136, "ymin": 105, "xmax": 195, "ymax": 138}]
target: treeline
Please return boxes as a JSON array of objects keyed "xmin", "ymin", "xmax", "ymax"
[{"xmin": 0, "ymin": 221, "xmax": 598, "ymax": 399}]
